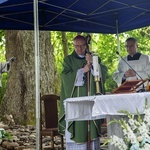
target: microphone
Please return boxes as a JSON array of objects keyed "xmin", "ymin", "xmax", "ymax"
[{"xmin": 116, "ymin": 51, "xmax": 145, "ymax": 92}]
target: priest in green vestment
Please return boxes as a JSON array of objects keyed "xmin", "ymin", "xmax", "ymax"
[{"xmin": 58, "ymin": 35, "xmax": 108, "ymax": 149}]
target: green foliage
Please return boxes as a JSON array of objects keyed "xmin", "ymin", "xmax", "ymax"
[
  {"xmin": 0, "ymin": 30, "xmax": 5, "ymax": 61},
  {"xmin": 0, "ymin": 128, "xmax": 12, "ymax": 140},
  {"xmin": 0, "ymin": 129, "xmax": 12, "ymax": 140},
  {"xmin": 51, "ymin": 31, "xmax": 77, "ymax": 74},
  {"xmin": 92, "ymin": 34, "xmax": 119, "ymax": 92},
  {"xmin": 52, "ymin": 26, "xmax": 150, "ymax": 93},
  {"xmin": 0, "ymin": 30, "xmax": 6, "ymax": 103},
  {"xmin": 1, "ymin": 28, "xmax": 150, "ymax": 98},
  {"xmin": 0, "ymin": 74, "xmax": 7, "ymax": 104}
]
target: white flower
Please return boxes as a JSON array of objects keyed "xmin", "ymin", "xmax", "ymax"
[
  {"xmin": 137, "ymin": 136, "xmax": 143, "ymax": 142},
  {"xmin": 142, "ymin": 143, "xmax": 150, "ymax": 150},
  {"xmin": 110, "ymin": 135, "xmax": 127, "ymax": 150},
  {"xmin": 106, "ymin": 99, "xmax": 150, "ymax": 150},
  {"xmin": 139, "ymin": 123, "xmax": 147, "ymax": 133},
  {"xmin": 128, "ymin": 118, "xmax": 135, "ymax": 126},
  {"xmin": 128, "ymin": 118, "xmax": 137, "ymax": 130},
  {"xmin": 143, "ymin": 108, "xmax": 150, "ymax": 116}
]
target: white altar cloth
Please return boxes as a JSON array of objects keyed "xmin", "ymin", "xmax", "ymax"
[{"xmin": 65, "ymin": 92, "xmax": 150, "ymax": 121}]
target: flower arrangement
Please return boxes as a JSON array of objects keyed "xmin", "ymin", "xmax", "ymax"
[{"xmin": 102, "ymin": 98, "xmax": 150, "ymax": 150}]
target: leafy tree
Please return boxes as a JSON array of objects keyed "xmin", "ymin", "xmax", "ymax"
[
  {"xmin": 52, "ymin": 26, "xmax": 150, "ymax": 93},
  {"xmin": 0, "ymin": 30, "xmax": 7, "ymax": 103},
  {"xmin": 0, "ymin": 30, "xmax": 5, "ymax": 61},
  {"xmin": 1, "ymin": 30, "xmax": 55, "ymax": 125}
]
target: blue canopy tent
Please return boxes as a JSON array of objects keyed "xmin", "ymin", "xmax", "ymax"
[
  {"xmin": 0, "ymin": 0, "xmax": 150, "ymax": 33},
  {"xmin": 0, "ymin": 0, "xmax": 150, "ymax": 149}
]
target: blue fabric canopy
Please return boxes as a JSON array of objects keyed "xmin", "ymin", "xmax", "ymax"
[
  {"xmin": 1, "ymin": 1, "xmax": 150, "ymax": 150},
  {"xmin": 0, "ymin": 0, "xmax": 150, "ymax": 33}
]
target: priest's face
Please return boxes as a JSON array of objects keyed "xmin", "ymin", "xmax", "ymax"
[
  {"xmin": 125, "ymin": 40, "xmax": 138, "ymax": 56},
  {"xmin": 74, "ymin": 39, "xmax": 86, "ymax": 55}
]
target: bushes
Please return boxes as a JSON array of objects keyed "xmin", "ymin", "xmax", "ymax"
[{"xmin": 0, "ymin": 73, "xmax": 7, "ymax": 104}]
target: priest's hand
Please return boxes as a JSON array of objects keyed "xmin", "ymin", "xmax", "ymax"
[
  {"xmin": 124, "ymin": 69, "xmax": 136, "ymax": 78},
  {"xmin": 85, "ymin": 53, "xmax": 93, "ymax": 64},
  {"xmin": 83, "ymin": 64, "xmax": 91, "ymax": 73}
]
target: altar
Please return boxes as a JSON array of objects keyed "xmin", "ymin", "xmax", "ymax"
[{"xmin": 64, "ymin": 92, "xmax": 150, "ymax": 150}]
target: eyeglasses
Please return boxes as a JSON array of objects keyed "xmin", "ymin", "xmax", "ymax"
[
  {"xmin": 74, "ymin": 44, "xmax": 86, "ymax": 49},
  {"xmin": 125, "ymin": 45, "xmax": 135, "ymax": 48}
]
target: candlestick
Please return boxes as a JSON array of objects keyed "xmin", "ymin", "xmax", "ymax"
[{"xmin": 92, "ymin": 55, "xmax": 101, "ymax": 95}]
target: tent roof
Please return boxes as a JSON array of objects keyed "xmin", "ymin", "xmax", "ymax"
[{"xmin": 0, "ymin": 0, "xmax": 150, "ymax": 33}]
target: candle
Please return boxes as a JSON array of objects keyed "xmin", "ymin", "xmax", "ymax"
[{"xmin": 93, "ymin": 55, "xmax": 100, "ymax": 76}]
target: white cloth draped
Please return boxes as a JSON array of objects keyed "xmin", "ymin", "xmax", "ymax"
[{"xmin": 65, "ymin": 92, "xmax": 150, "ymax": 121}]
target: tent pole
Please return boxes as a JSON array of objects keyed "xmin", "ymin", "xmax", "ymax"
[
  {"xmin": 33, "ymin": 0, "xmax": 40, "ymax": 150},
  {"xmin": 116, "ymin": 20, "xmax": 120, "ymax": 59}
]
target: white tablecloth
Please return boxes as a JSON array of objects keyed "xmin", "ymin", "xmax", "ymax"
[{"xmin": 65, "ymin": 92, "xmax": 150, "ymax": 121}]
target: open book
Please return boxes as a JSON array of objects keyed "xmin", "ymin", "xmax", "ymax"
[{"xmin": 112, "ymin": 79, "xmax": 147, "ymax": 94}]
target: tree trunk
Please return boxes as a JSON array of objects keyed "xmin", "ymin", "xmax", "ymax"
[
  {"xmin": 1, "ymin": 30, "xmax": 55, "ymax": 125},
  {"xmin": 61, "ymin": 32, "xmax": 68, "ymax": 57}
]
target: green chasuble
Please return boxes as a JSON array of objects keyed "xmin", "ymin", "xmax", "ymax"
[{"xmin": 58, "ymin": 51, "xmax": 107, "ymax": 143}]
